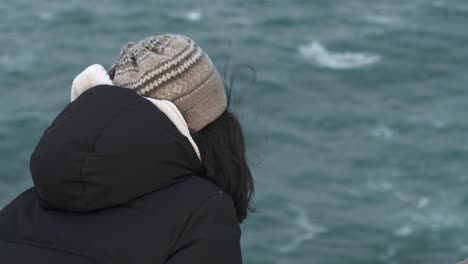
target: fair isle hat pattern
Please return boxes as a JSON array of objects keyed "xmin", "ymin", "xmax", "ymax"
[{"xmin": 109, "ymin": 34, "xmax": 227, "ymax": 132}]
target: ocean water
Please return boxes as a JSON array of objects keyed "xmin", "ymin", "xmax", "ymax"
[{"xmin": 1, "ymin": 0, "xmax": 468, "ymax": 263}]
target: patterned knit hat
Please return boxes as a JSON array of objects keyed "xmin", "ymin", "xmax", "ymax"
[{"xmin": 108, "ymin": 34, "xmax": 227, "ymax": 132}]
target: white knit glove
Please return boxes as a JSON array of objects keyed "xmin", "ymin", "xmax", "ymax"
[{"xmin": 71, "ymin": 64, "xmax": 113, "ymax": 102}]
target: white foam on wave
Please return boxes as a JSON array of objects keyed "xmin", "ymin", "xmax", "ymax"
[
  {"xmin": 395, "ymin": 224, "xmax": 414, "ymax": 237},
  {"xmin": 364, "ymin": 13, "xmax": 402, "ymax": 26},
  {"xmin": 184, "ymin": 10, "xmax": 202, "ymax": 22},
  {"xmin": 370, "ymin": 125, "xmax": 395, "ymax": 139},
  {"xmin": 298, "ymin": 41, "xmax": 381, "ymax": 70},
  {"xmin": 278, "ymin": 204, "xmax": 326, "ymax": 253},
  {"xmin": 417, "ymin": 197, "xmax": 430, "ymax": 209},
  {"xmin": 39, "ymin": 12, "xmax": 53, "ymax": 21},
  {"xmin": 394, "ymin": 192, "xmax": 432, "ymax": 210},
  {"xmin": 391, "ymin": 194, "xmax": 463, "ymax": 240},
  {"xmin": 366, "ymin": 180, "xmax": 394, "ymax": 192},
  {"xmin": 407, "ymin": 115, "xmax": 447, "ymax": 129},
  {"xmin": 430, "ymin": 119, "xmax": 445, "ymax": 128},
  {"xmin": 413, "ymin": 212, "xmax": 463, "ymax": 231}
]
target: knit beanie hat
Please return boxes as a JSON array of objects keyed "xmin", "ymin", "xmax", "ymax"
[{"xmin": 108, "ymin": 34, "xmax": 227, "ymax": 132}]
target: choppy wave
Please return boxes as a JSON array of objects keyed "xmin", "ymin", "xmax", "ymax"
[
  {"xmin": 278, "ymin": 204, "xmax": 326, "ymax": 253},
  {"xmin": 391, "ymin": 195, "xmax": 464, "ymax": 240},
  {"xmin": 298, "ymin": 41, "xmax": 381, "ymax": 70},
  {"xmin": 411, "ymin": 211, "xmax": 464, "ymax": 231}
]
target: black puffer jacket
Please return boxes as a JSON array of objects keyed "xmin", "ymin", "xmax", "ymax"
[{"xmin": 0, "ymin": 85, "xmax": 242, "ymax": 263}]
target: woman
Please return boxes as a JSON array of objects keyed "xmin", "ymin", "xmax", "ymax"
[{"xmin": 0, "ymin": 34, "xmax": 254, "ymax": 263}]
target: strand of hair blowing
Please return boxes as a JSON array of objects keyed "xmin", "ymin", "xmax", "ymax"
[{"xmin": 191, "ymin": 110, "xmax": 255, "ymax": 223}]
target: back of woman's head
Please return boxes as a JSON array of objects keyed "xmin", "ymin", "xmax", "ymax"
[
  {"xmin": 191, "ymin": 110, "xmax": 254, "ymax": 223},
  {"xmin": 109, "ymin": 33, "xmax": 254, "ymax": 222}
]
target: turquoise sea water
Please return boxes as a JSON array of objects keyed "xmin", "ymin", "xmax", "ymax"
[{"xmin": 1, "ymin": 0, "xmax": 468, "ymax": 263}]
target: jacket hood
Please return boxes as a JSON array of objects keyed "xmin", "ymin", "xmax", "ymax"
[{"xmin": 30, "ymin": 85, "xmax": 203, "ymax": 212}]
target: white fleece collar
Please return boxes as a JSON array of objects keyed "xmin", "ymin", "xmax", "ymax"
[{"xmin": 71, "ymin": 64, "xmax": 201, "ymax": 161}]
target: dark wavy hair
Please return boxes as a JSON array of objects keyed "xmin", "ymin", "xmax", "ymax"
[{"xmin": 191, "ymin": 109, "xmax": 255, "ymax": 223}]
